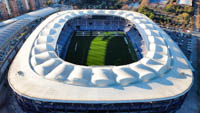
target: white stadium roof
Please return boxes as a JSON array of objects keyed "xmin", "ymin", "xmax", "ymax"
[{"xmin": 8, "ymin": 10, "xmax": 193, "ymax": 103}]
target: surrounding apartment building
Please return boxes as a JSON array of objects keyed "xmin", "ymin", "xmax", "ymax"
[
  {"xmin": 9, "ymin": 0, "xmax": 20, "ymax": 17},
  {"xmin": 29, "ymin": 0, "xmax": 36, "ymax": 10},
  {"xmin": 0, "ymin": 0, "xmax": 48, "ymax": 20},
  {"xmin": 3, "ymin": 0, "xmax": 12, "ymax": 16},
  {"xmin": 0, "ymin": 1, "xmax": 9, "ymax": 19},
  {"xmin": 30, "ymin": 0, "xmax": 44, "ymax": 10},
  {"xmin": 21, "ymin": 0, "xmax": 31, "ymax": 11},
  {"xmin": 16, "ymin": 0, "xmax": 26, "ymax": 14}
]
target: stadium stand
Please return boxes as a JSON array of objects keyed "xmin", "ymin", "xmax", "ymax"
[
  {"xmin": 56, "ymin": 25, "xmax": 74, "ymax": 59},
  {"xmin": 55, "ymin": 15, "xmax": 144, "ymax": 61},
  {"xmin": 126, "ymin": 27, "xmax": 144, "ymax": 58}
]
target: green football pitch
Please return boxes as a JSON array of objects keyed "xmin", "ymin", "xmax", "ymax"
[{"xmin": 65, "ymin": 31, "xmax": 138, "ymax": 66}]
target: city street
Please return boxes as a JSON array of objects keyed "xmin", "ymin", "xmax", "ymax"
[
  {"xmin": 177, "ymin": 34, "xmax": 200, "ymax": 113},
  {"xmin": 193, "ymin": 0, "xmax": 200, "ymax": 32}
]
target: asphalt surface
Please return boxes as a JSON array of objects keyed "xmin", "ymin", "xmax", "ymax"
[
  {"xmin": 177, "ymin": 35, "xmax": 200, "ymax": 113},
  {"xmin": 193, "ymin": 0, "xmax": 200, "ymax": 32}
]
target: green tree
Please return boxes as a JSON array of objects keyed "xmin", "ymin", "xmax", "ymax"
[
  {"xmin": 165, "ymin": 4, "xmax": 174, "ymax": 12},
  {"xmin": 114, "ymin": 1, "xmax": 122, "ymax": 9},
  {"xmin": 138, "ymin": 6, "xmax": 154, "ymax": 19},
  {"xmin": 184, "ymin": 6, "xmax": 194, "ymax": 15},
  {"xmin": 138, "ymin": 6, "xmax": 145, "ymax": 13},
  {"xmin": 149, "ymin": 13, "xmax": 154, "ymax": 19},
  {"xmin": 182, "ymin": 13, "xmax": 190, "ymax": 20}
]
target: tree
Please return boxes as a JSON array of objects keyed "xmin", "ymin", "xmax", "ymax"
[
  {"xmin": 182, "ymin": 13, "xmax": 189, "ymax": 20},
  {"xmin": 149, "ymin": 13, "xmax": 154, "ymax": 19},
  {"xmin": 114, "ymin": 1, "xmax": 122, "ymax": 9},
  {"xmin": 138, "ymin": 6, "xmax": 154, "ymax": 19},
  {"xmin": 184, "ymin": 6, "xmax": 194, "ymax": 15},
  {"xmin": 165, "ymin": 4, "xmax": 174, "ymax": 12},
  {"xmin": 138, "ymin": 6, "xmax": 144, "ymax": 13}
]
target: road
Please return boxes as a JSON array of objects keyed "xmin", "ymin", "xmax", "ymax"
[
  {"xmin": 177, "ymin": 35, "xmax": 200, "ymax": 113},
  {"xmin": 193, "ymin": 0, "xmax": 200, "ymax": 32},
  {"xmin": 161, "ymin": 24, "xmax": 200, "ymax": 113}
]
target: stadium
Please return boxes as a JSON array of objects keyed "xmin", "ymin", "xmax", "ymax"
[{"xmin": 8, "ymin": 10, "xmax": 193, "ymax": 113}]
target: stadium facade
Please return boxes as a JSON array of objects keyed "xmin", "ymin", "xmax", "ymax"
[
  {"xmin": 8, "ymin": 10, "xmax": 193, "ymax": 113},
  {"xmin": 0, "ymin": 7, "xmax": 58, "ymax": 106}
]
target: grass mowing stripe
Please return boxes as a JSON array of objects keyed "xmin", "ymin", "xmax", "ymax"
[
  {"xmin": 87, "ymin": 36, "xmax": 107, "ymax": 66},
  {"xmin": 65, "ymin": 31, "xmax": 137, "ymax": 66}
]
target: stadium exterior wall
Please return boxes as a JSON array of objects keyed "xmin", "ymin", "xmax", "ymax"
[{"xmin": 15, "ymin": 92, "xmax": 187, "ymax": 113}]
